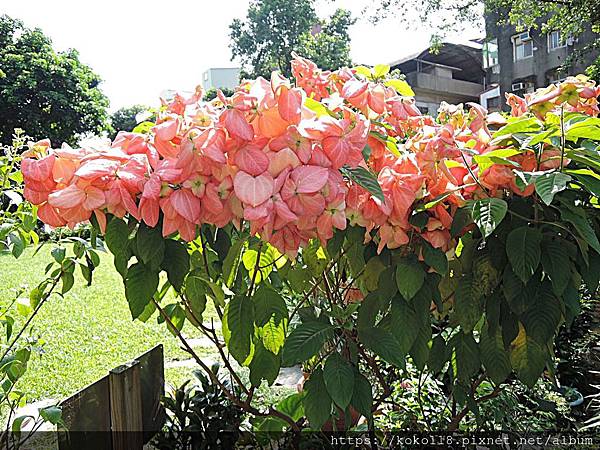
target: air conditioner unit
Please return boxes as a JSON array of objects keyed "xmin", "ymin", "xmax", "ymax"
[
  {"xmin": 566, "ymin": 36, "xmax": 576, "ymax": 46},
  {"xmin": 520, "ymin": 31, "xmax": 531, "ymax": 41},
  {"xmin": 512, "ymin": 82, "xmax": 526, "ymax": 91}
]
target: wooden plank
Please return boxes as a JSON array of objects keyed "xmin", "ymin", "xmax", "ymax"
[
  {"xmin": 109, "ymin": 360, "xmax": 143, "ymax": 450},
  {"xmin": 137, "ymin": 344, "xmax": 166, "ymax": 442},
  {"xmin": 58, "ymin": 375, "xmax": 112, "ymax": 450}
]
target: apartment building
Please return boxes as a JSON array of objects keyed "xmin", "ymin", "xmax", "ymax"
[
  {"xmin": 481, "ymin": 13, "xmax": 599, "ymax": 111},
  {"xmin": 390, "ymin": 42, "xmax": 485, "ymax": 116}
]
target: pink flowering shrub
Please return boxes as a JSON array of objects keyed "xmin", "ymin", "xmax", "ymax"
[
  {"xmin": 19, "ymin": 57, "xmax": 600, "ymax": 434},
  {"xmin": 21, "ymin": 57, "xmax": 599, "ymax": 259}
]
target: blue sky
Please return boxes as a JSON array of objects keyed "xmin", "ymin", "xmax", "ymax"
[{"xmin": 2, "ymin": 0, "xmax": 482, "ymax": 110}]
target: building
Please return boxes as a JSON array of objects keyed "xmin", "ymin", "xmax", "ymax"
[
  {"xmin": 390, "ymin": 43, "xmax": 485, "ymax": 116},
  {"xmin": 481, "ymin": 13, "xmax": 599, "ymax": 111},
  {"xmin": 201, "ymin": 67, "xmax": 241, "ymax": 91}
]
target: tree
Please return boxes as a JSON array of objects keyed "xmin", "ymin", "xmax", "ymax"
[
  {"xmin": 110, "ymin": 104, "xmax": 150, "ymax": 138},
  {"xmin": 363, "ymin": 0, "xmax": 599, "ymax": 77},
  {"xmin": 229, "ymin": 0, "xmax": 354, "ymax": 79},
  {"xmin": 0, "ymin": 15, "xmax": 110, "ymax": 147}
]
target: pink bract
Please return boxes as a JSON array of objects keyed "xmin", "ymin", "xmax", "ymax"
[{"xmin": 21, "ymin": 58, "xmax": 599, "ymax": 257}]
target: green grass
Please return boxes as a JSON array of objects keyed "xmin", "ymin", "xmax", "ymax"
[{"xmin": 0, "ymin": 245, "xmax": 219, "ymax": 402}]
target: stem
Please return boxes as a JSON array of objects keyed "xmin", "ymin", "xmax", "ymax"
[
  {"xmin": 1, "ymin": 276, "xmax": 59, "ymax": 361},
  {"xmin": 459, "ymin": 150, "xmax": 489, "ymax": 196},
  {"xmin": 417, "ymin": 371, "xmax": 432, "ymax": 431},
  {"xmin": 559, "ymin": 105, "xmax": 566, "ymax": 172},
  {"xmin": 152, "ymin": 299, "xmax": 300, "ymax": 431},
  {"xmin": 247, "ymin": 242, "xmax": 263, "ymax": 297}
]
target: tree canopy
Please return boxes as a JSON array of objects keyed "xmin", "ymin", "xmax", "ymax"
[
  {"xmin": 229, "ymin": 0, "xmax": 354, "ymax": 79},
  {"xmin": 0, "ymin": 15, "xmax": 110, "ymax": 146},
  {"xmin": 364, "ymin": 0, "xmax": 599, "ymax": 78},
  {"xmin": 110, "ymin": 104, "xmax": 150, "ymax": 138}
]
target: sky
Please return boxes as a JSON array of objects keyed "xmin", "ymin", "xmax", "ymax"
[{"xmin": 1, "ymin": 0, "xmax": 482, "ymax": 111}]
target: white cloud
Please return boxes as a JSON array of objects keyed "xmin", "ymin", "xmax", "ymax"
[{"xmin": 2, "ymin": 0, "xmax": 482, "ymax": 111}]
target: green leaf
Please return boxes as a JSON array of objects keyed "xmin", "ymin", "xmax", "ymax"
[
  {"xmin": 384, "ymin": 78, "xmax": 415, "ymax": 96},
  {"xmin": 521, "ymin": 284, "xmax": 562, "ymax": 344},
  {"xmin": 409, "ymin": 323, "xmax": 432, "ymax": 370},
  {"xmin": 454, "ymin": 275, "xmax": 483, "ymax": 332},
  {"xmin": 480, "ymin": 323, "xmax": 511, "ymax": 385},
  {"xmin": 226, "ymin": 295, "xmax": 255, "ymax": 364},
  {"xmin": 339, "ymin": 166, "xmax": 384, "ymax": 203},
  {"xmin": 386, "ymin": 298, "xmax": 418, "ymax": 354},
  {"xmin": 276, "ymin": 393, "xmax": 304, "ymax": 421},
  {"xmin": 359, "ymin": 326, "xmax": 406, "ymax": 368},
  {"xmin": 184, "ymin": 274, "xmax": 207, "ymax": 321},
  {"xmin": 105, "ymin": 217, "xmax": 129, "ymax": 256},
  {"xmin": 581, "ymin": 250, "xmax": 600, "ymax": 293},
  {"xmin": 468, "ymin": 198, "xmax": 508, "ymax": 238},
  {"xmin": 473, "ymin": 148, "xmax": 521, "ymax": 173},
  {"xmin": 454, "ymin": 332, "xmax": 480, "ymax": 382},
  {"xmin": 136, "ymin": 223, "xmax": 165, "ymax": 270},
  {"xmin": 51, "ymin": 247, "xmax": 65, "ymax": 263},
  {"xmin": 253, "ymin": 285, "xmax": 288, "ymax": 327},
  {"xmin": 303, "ymin": 368, "xmax": 332, "ymax": 430},
  {"xmin": 395, "ymin": 259, "xmax": 425, "ymax": 300},
  {"xmin": 492, "ymin": 117, "xmax": 541, "ymax": 140},
  {"xmin": 323, "ymin": 353, "xmax": 354, "ymax": 409},
  {"xmin": 124, "ymin": 263, "xmax": 159, "ymax": 319},
  {"xmin": 534, "ymin": 172, "xmax": 571, "ymax": 205},
  {"xmin": 428, "ymin": 335, "xmax": 448, "ymax": 373},
  {"xmin": 39, "ymin": 405, "xmax": 62, "ymax": 425},
  {"xmin": 249, "ymin": 340, "xmax": 280, "ymax": 386},
  {"xmin": 510, "ymin": 324, "xmax": 547, "ymax": 388},
  {"xmin": 560, "ymin": 206, "xmax": 600, "ymax": 254},
  {"xmin": 450, "ymin": 207, "xmax": 474, "ymax": 237},
  {"xmin": 506, "ymin": 227, "xmax": 542, "ymax": 283},
  {"xmin": 163, "ymin": 303, "xmax": 186, "ymax": 334},
  {"xmin": 260, "ymin": 317, "xmax": 286, "ymax": 355},
  {"xmin": 61, "ymin": 272, "xmax": 74, "ymax": 294},
  {"xmin": 373, "ymin": 64, "xmax": 390, "ymax": 78},
  {"xmin": 423, "ymin": 243, "xmax": 448, "ymax": 275},
  {"xmin": 222, "ymin": 238, "xmax": 245, "ymax": 287},
  {"xmin": 541, "ymin": 239, "xmax": 570, "ymax": 296},
  {"xmin": 304, "ymin": 97, "xmax": 330, "ymax": 118},
  {"xmin": 351, "ymin": 371, "xmax": 373, "ymax": 419},
  {"xmin": 161, "ymin": 240, "xmax": 190, "ymax": 292},
  {"xmin": 570, "ymin": 171, "xmax": 600, "ymax": 197},
  {"xmin": 282, "ymin": 321, "xmax": 334, "ymax": 366}
]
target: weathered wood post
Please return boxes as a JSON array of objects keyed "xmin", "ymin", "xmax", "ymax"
[{"xmin": 108, "ymin": 360, "xmax": 143, "ymax": 450}]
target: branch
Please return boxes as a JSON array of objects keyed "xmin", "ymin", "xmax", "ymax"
[{"xmin": 152, "ymin": 299, "xmax": 300, "ymax": 431}]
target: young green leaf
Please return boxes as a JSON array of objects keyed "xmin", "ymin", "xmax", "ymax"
[
  {"xmin": 339, "ymin": 166, "xmax": 385, "ymax": 203},
  {"xmin": 468, "ymin": 198, "xmax": 508, "ymax": 238},
  {"xmin": 533, "ymin": 172, "xmax": 571, "ymax": 205}
]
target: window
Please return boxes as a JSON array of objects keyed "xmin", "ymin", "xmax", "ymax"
[
  {"xmin": 487, "ymin": 96, "xmax": 500, "ymax": 109},
  {"xmin": 548, "ymin": 31, "xmax": 566, "ymax": 51},
  {"xmin": 512, "ymin": 32, "xmax": 533, "ymax": 61},
  {"xmin": 483, "ymin": 39, "xmax": 499, "ymax": 69},
  {"xmin": 547, "ymin": 69, "xmax": 566, "ymax": 84}
]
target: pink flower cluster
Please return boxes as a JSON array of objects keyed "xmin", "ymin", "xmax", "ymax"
[{"xmin": 22, "ymin": 57, "xmax": 600, "ymax": 256}]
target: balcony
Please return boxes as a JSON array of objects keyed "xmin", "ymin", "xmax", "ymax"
[{"xmin": 405, "ymin": 70, "xmax": 484, "ymax": 99}]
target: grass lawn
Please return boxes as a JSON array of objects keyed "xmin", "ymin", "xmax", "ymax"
[{"xmin": 0, "ymin": 245, "xmax": 219, "ymax": 403}]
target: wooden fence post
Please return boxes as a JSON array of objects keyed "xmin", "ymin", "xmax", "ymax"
[{"xmin": 109, "ymin": 360, "xmax": 143, "ymax": 450}]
